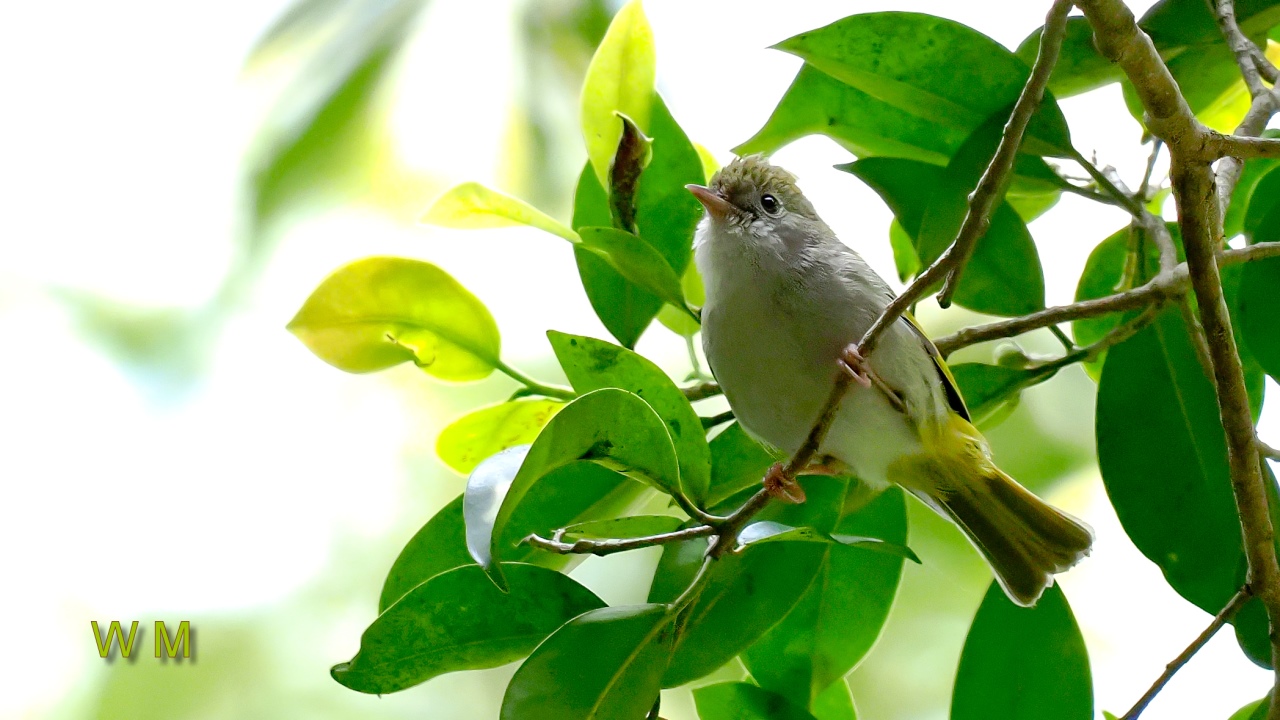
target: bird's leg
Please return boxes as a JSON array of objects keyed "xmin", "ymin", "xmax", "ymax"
[
  {"xmin": 839, "ymin": 345, "xmax": 874, "ymax": 388},
  {"xmin": 763, "ymin": 462, "xmax": 806, "ymax": 504},
  {"xmin": 802, "ymin": 455, "xmax": 847, "ymax": 476}
]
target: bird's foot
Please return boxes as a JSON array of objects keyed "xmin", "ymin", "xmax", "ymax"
[
  {"xmin": 802, "ymin": 455, "xmax": 846, "ymax": 476},
  {"xmin": 763, "ymin": 462, "xmax": 806, "ymax": 504},
  {"xmin": 840, "ymin": 345, "xmax": 874, "ymax": 388}
]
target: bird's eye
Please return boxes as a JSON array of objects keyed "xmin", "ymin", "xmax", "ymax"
[{"xmin": 760, "ymin": 193, "xmax": 781, "ymax": 215}]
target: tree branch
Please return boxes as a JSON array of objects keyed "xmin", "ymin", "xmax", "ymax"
[
  {"xmin": 936, "ymin": 0, "xmax": 1073, "ymax": 307},
  {"xmin": 1204, "ymin": 132, "xmax": 1280, "ymax": 161},
  {"xmin": 682, "ymin": 380, "xmax": 722, "ymax": 403},
  {"xmin": 1213, "ymin": 0, "xmax": 1274, "ymax": 97},
  {"xmin": 522, "ymin": 525, "xmax": 715, "ymax": 557},
  {"xmin": 1120, "ymin": 587, "xmax": 1253, "ymax": 720}
]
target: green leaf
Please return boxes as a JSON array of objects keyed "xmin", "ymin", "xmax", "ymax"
[
  {"xmin": 742, "ymin": 487, "xmax": 908, "ymax": 707},
  {"xmin": 1240, "ymin": 256, "xmax": 1280, "ymax": 380},
  {"xmin": 549, "ymin": 331, "xmax": 711, "ymax": 503},
  {"xmin": 466, "ymin": 389, "xmax": 680, "ymax": 588},
  {"xmin": 657, "ymin": 260, "xmax": 706, "ymax": 336},
  {"xmin": 333, "ymin": 564, "xmax": 605, "ymax": 694},
  {"xmin": 951, "ymin": 363, "xmax": 1058, "ymax": 428},
  {"xmin": 1097, "ymin": 309, "xmax": 1244, "ymax": 614},
  {"xmin": 888, "ymin": 219, "xmax": 921, "ymax": 283},
  {"xmin": 287, "ymin": 257, "xmax": 500, "ymax": 380},
  {"xmin": 706, "ymin": 422, "xmax": 779, "ymax": 510},
  {"xmin": 578, "ymin": 227, "xmax": 688, "ymax": 309},
  {"xmin": 500, "ymin": 604, "xmax": 673, "ymax": 720},
  {"xmin": 812, "ymin": 681, "xmax": 858, "ymax": 720},
  {"xmin": 573, "ymin": 95, "xmax": 703, "ymax": 348},
  {"xmin": 421, "ymin": 182, "xmax": 579, "ymax": 242},
  {"xmin": 378, "ymin": 495, "xmax": 474, "ymax": 612},
  {"xmin": 1016, "ymin": 17, "xmax": 1120, "ymax": 98},
  {"xmin": 1228, "ymin": 697, "xmax": 1270, "ymax": 720},
  {"xmin": 839, "ymin": 157, "xmax": 1045, "ymax": 316},
  {"xmin": 560, "ymin": 515, "xmax": 683, "ymax": 541},
  {"xmin": 1244, "ymin": 164, "xmax": 1280, "ymax": 242},
  {"xmin": 693, "ymin": 682, "xmax": 822, "ymax": 720},
  {"xmin": 736, "ymin": 521, "xmax": 917, "ymax": 562},
  {"xmin": 1223, "ymin": 131, "xmax": 1280, "ymax": 239},
  {"xmin": 436, "ymin": 399, "xmax": 563, "ymax": 474},
  {"xmin": 580, "ymin": 0, "xmax": 655, "ymax": 187},
  {"xmin": 649, "ymin": 478, "xmax": 842, "ymax": 687},
  {"xmin": 735, "ymin": 64, "xmax": 965, "ymax": 164},
  {"xmin": 951, "ymin": 583, "xmax": 1092, "ymax": 720},
  {"xmin": 774, "ymin": 12, "xmax": 1072, "ymax": 156}
]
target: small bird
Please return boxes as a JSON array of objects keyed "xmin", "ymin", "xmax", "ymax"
[{"xmin": 687, "ymin": 155, "xmax": 1091, "ymax": 607}]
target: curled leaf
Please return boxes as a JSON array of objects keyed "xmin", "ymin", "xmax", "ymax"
[{"xmin": 422, "ymin": 182, "xmax": 579, "ymax": 243}]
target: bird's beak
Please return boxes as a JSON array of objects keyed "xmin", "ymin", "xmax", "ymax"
[{"xmin": 686, "ymin": 184, "xmax": 734, "ymax": 221}]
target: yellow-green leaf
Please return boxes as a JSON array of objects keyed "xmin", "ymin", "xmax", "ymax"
[
  {"xmin": 422, "ymin": 182, "xmax": 579, "ymax": 243},
  {"xmin": 288, "ymin": 256, "xmax": 500, "ymax": 380},
  {"xmin": 436, "ymin": 399, "xmax": 565, "ymax": 474},
  {"xmin": 580, "ymin": 0, "xmax": 655, "ymax": 187}
]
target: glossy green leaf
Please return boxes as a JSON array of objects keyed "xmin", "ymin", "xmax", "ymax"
[
  {"xmin": 774, "ymin": 12, "xmax": 1072, "ymax": 156},
  {"xmin": 649, "ymin": 478, "xmax": 843, "ymax": 687},
  {"xmin": 549, "ymin": 331, "xmax": 711, "ymax": 503},
  {"xmin": 1229, "ymin": 697, "xmax": 1269, "ymax": 720},
  {"xmin": 287, "ymin": 257, "xmax": 500, "ymax": 380},
  {"xmin": 1240, "ymin": 256, "xmax": 1280, "ymax": 381},
  {"xmin": 812, "ymin": 681, "xmax": 858, "ymax": 720},
  {"xmin": 1097, "ymin": 309, "xmax": 1244, "ymax": 613},
  {"xmin": 1222, "ymin": 264, "xmax": 1269, "ymax": 421},
  {"xmin": 580, "ymin": 0, "xmax": 655, "ymax": 187},
  {"xmin": 466, "ymin": 389, "xmax": 679, "ymax": 588},
  {"xmin": 1015, "ymin": 17, "xmax": 1119, "ymax": 98},
  {"xmin": 436, "ymin": 399, "xmax": 563, "ymax": 474},
  {"xmin": 501, "ymin": 604, "xmax": 674, "ymax": 720},
  {"xmin": 577, "ymin": 227, "xmax": 688, "ymax": 310},
  {"xmin": 421, "ymin": 182, "xmax": 579, "ymax": 242},
  {"xmin": 560, "ymin": 515, "xmax": 683, "ymax": 541},
  {"xmin": 333, "ymin": 564, "xmax": 605, "ymax": 694},
  {"xmin": 736, "ymin": 64, "xmax": 965, "ymax": 164},
  {"xmin": 951, "ymin": 583, "xmax": 1091, "ymax": 720},
  {"xmin": 706, "ymin": 422, "xmax": 779, "ymax": 510},
  {"xmin": 384, "ymin": 460, "xmax": 644, "ymax": 611},
  {"xmin": 951, "ymin": 363, "xmax": 1058, "ymax": 428},
  {"xmin": 573, "ymin": 95, "xmax": 703, "ymax": 348},
  {"xmin": 693, "ymin": 682, "xmax": 822, "ymax": 720},
  {"xmin": 736, "ymin": 521, "xmax": 917, "ymax": 562},
  {"xmin": 840, "ymin": 157, "xmax": 1045, "ymax": 316},
  {"xmin": 742, "ymin": 487, "xmax": 908, "ymax": 707}
]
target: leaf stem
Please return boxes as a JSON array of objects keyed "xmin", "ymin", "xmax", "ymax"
[
  {"xmin": 521, "ymin": 524, "xmax": 715, "ymax": 557},
  {"xmin": 493, "ymin": 359, "xmax": 576, "ymax": 400}
]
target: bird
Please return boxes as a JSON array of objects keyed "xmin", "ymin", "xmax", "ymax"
[{"xmin": 686, "ymin": 154, "xmax": 1092, "ymax": 607}]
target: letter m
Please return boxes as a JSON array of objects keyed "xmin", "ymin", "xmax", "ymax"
[
  {"xmin": 155, "ymin": 621, "xmax": 191, "ymax": 659},
  {"xmin": 92, "ymin": 621, "xmax": 139, "ymax": 659}
]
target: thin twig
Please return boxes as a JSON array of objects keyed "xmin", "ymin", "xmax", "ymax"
[
  {"xmin": 1213, "ymin": 0, "xmax": 1271, "ymax": 97},
  {"xmin": 521, "ymin": 524, "xmax": 715, "ymax": 557},
  {"xmin": 493, "ymin": 360, "xmax": 576, "ymax": 400},
  {"xmin": 935, "ymin": 0, "xmax": 1073, "ymax": 308},
  {"xmin": 700, "ymin": 410, "xmax": 735, "ymax": 430},
  {"xmin": 1071, "ymin": 149, "xmax": 1148, "ymax": 217},
  {"xmin": 682, "ymin": 381, "xmax": 722, "ymax": 403},
  {"xmin": 1204, "ymin": 132, "xmax": 1280, "ymax": 161},
  {"xmin": 1217, "ymin": 89, "xmax": 1280, "ymax": 214},
  {"xmin": 1049, "ymin": 324, "xmax": 1075, "ymax": 351},
  {"xmin": 1258, "ymin": 438, "xmax": 1280, "ymax": 462},
  {"xmin": 933, "ymin": 242, "xmax": 1280, "ymax": 355},
  {"xmin": 1140, "ymin": 139, "xmax": 1164, "ymax": 199},
  {"xmin": 1120, "ymin": 587, "xmax": 1253, "ymax": 720}
]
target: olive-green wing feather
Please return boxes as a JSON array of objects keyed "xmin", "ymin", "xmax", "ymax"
[{"xmin": 901, "ymin": 312, "xmax": 970, "ymax": 421}]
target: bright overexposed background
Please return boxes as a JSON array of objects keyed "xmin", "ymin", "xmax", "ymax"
[{"xmin": 2, "ymin": 1, "xmax": 1278, "ymax": 718}]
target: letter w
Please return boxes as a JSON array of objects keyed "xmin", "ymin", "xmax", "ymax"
[{"xmin": 92, "ymin": 621, "xmax": 139, "ymax": 659}]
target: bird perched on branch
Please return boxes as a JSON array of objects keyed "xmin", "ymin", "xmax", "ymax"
[{"xmin": 687, "ymin": 154, "xmax": 1092, "ymax": 606}]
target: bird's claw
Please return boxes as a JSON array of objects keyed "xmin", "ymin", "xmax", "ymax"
[
  {"xmin": 840, "ymin": 346, "xmax": 873, "ymax": 388},
  {"xmin": 763, "ymin": 462, "xmax": 806, "ymax": 504}
]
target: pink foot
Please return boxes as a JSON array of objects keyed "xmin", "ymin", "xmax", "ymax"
[
  {"xmin": 764, "ymin": 462, "xmax": 806, "ymax": 504},
  {"xmin": 840, "ymin": 345, "xmax": 873, "ymax": 388}
]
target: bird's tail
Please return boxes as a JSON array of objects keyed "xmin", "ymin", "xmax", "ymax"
[{"xmin": 895, "ymin": 415, "xmax": 1093, "ymax": 607}]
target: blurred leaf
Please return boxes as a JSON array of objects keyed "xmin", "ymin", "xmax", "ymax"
[
  {"xmin": 812, "ymin": 681, "xmax": 858, "ymax": 720},
  {"xmin": 549, "ymin": 331, "xmax": 711, "ymax": 503},
  {"xmin": 1240, "ymin": 256, "xmax": 1280, "ymax": 381},
  {"xmin": 888, "ymin": 219, "xmax": 921, "ymax": 283},
  {"xmin": 951, "ymin": 583, "xmax": 1091, "ymax": 720},
  {"xmin": 952, "ymin": 363, "xmax": 1058, "ymax": 428},
  {"xmin": 736, "ymin": 64, "xmax": 965, "ymax": 164},
  {"xmin": 334, "ymin": 564, "xmax": 604, "ymax": 694},
  {"xmin": 695, "ymin": 142, "xmax": 720, "ymax": 180},
  {"xmin": 649, "ymin": 478, "xmax": 843, "ymax": 687},
  {"xmin": 465, "ymin": 389, "xmax": 679, "ymax": 588},
  {"xmin": 287, "ymin": 257, "xmax": 500, "ymax": 380},
  {"xmin": 1223, "ymin": 131, "xmax": 1280, "ymax": 239},
  {"xmin": 561, "ymin": 515, "xmax": 683, "ymax": 541},
  {"xmin": 574, "ymin": 95, "xmax": 703, "ymax": 347},
  {"xmin": 247, "ymin": 0, "xmax": 343, "ymax": 57},
  {"xmin": 422, "ymin": 182, "xmax": 579, "ymax": 242},
  {"xmin": 1140, "ymin": 0, "xmax": 1280, "ymax": 48},
  {"xmin": 1244, "ymin": 165, "xmax": 1280, "ymax": 242},
  {"xmin": 774, "ymin": 12, "xmax": 1072, "ymax": 156},
  {"xmin": 578, "ymin": 227, "xmax": 688, "ymax": 309},
  {"xmin": 742, "ymin": 488, "xmax": 908, "ymax": 708},
  {"xmin": 1097, "ymin": 309, "xmax": 1245, "ymax": 614},
  {"xmin": 500, "ymin": 604, "xmax": 673, "ymax": 720},
  {"xmin": 657, "ymin": 260, "xmax": 706, "ymax": 336},
  {"xmin": 693, "ymin": 682, "xmax": 822, "ymax": 720},
  {"xmin": 1016, "ymin": 17, "xmax": 1119, "ymax": 98},
  {"xmin": 437, "ymin": 399, "xmax": 563, "ymax": 474},
  {"xmin": 383, "ymin": 460, "xmax": 643, "ymax": 611},
  {"xmin": 706, "ymin": 422, "xmax": 779, "ymax": 507},
  {"xmin": 840, "ymin": 157, "xmax": 1045, "ymax": 316},
  {"xmin": 580, "ymin": 0, "xmax": 655, "ymax": 186}
]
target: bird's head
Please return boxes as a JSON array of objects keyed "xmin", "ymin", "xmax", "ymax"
[{"xmin": 686, "ymin": 154, "xmax": 826, "ymax": 253}]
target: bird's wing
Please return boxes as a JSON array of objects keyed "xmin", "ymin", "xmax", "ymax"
[{"xmin": 901, "ymin": 312, "xmax": 971, "ymax": 421}]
